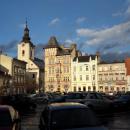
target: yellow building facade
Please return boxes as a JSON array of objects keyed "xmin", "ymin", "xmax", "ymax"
[
  {"xmin": 44, "ymin": 36, "xmax": 77, "ymax": 92},
  {"xmin": 0, "ymin": 53, "xmax": 26, "ymax": 95},
  {"xmin": 98, "ymin": 62, "xmax": 127, "ymax": 93}
]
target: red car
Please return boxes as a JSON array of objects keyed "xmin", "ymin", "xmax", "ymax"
[{"xmin": 0, "ymin": 105, "xmax": 21, "ymax": 130}]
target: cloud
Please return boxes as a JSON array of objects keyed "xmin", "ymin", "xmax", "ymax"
[
  {"xmin": 64, "ymin": 37, "xmax": 80, "ymax": 47},
  {"xmin": 101, "ymin": 51, "xmax": 130, "ymax": 62},
  {"xmin": 49, "ymin": 18, "xmax": 60, "ymax": 25},
  {"xmin": 76, "ymin": 17, "xmax": 86, "ymax": 24},
  {"xmin": 0, "ymin": 40, "xmax": 18, "ymax": 55},
  {"xmin": 65, "ymin": 39, "xmax": 74, "ymax": 44},
  {"xmin": 112, "ymin": 12, "xmax": 123, "ymax": 17},
  {"xmin": 76, "ymin": 21, "xmax": 130, "ymax": 52},
  {"xmin": 125, "ymin": 5, "xmax": 130, "ymax": 16},
  {"xmin": 112, "ymin": 2, "xmax": 130, "ymax": 18}
]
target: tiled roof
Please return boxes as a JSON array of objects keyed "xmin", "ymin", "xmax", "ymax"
[
  {"xmin": 33, "ymin": 57, "xmax": 44, "ymax": 69},
  {"xmin": 57, "ymin": 48, "xmax": 72, "ymax": 56},
  {"xmin": 73, "ymin": 55, "xmax": 96, "ymax": 62},
  {"xmin": 44, "ymin": 36, "xmax": 59, "ymax": 49}
]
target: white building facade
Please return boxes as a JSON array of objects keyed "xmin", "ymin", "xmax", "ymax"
[
  {"xmin": 17, "ymin": 23, "xmax": 44, "ymax": 93},
  {"xmin": 71, "ymin": 55, "xmax": 99, "ymax": 92}
]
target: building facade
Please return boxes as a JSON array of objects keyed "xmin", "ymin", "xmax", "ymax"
[
  {"xmin": 0, "ymin": 70, "xmax": 11, "ymax": 95},
  {"xmin": 71, "ymin": 55, "xmax": 99, "ymax": 92},
  {"xmin": 44, "ymin": 36, "xmax": 78, "ymax": 92},
  {"xmin": 0, "ymin": 53, "xmax": 26, "ymax": 94},
  {"xmin": 125, "ymin": 58, "xmax": 130, "ymax": 91},
  {"xmin": 98, "ymin": 62, "xmax": 127, "ymax": 93},
  {"xmin": 17, "ymin": 23, "xmax": 44, "ymax": 93}
]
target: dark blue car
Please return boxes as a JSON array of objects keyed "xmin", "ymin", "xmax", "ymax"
[{"xmin": 113, "ymin": 95, "xmax": 130, "ymax": 108}]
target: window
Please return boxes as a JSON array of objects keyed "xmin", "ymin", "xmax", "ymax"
[
  {"xmin": 32, "ymin": 74, "xmax": 35, "ymax": 78},
  {"xmin": 67, "ymin": 67, "xmax": 69, "ymax": 73},
  {"xmin": 74, "ymin": 86, "xmax": 76, "ymax": 92},
  {"xmin": 93, "ymin": 75, "xmax": 95, "ymax": 80},
  {"xmin": 93, "ymin": 86, "xmax": 96, "ymax": 91},
  {"xmin": 22, "ymin": 50, "xmax": 25, "ymax": 56},
  {"xmin": 64, "ymin": 67, "xmax": 66, "ymax": 73},
  {"xmin": 80, "ymin": 75, "xmax": 82, "ymax": 81},
  {"xmin": 73, "ymin": 66, "xmax": 76, "ymax": 72},
  {"xmin": 105, "ymin": 87, "xmax": 108, "ymax": 92},
  {"xmin": 74, "ymin": 75, "xmax": 76, "ymax": 81},
  {"xmin": 80, "ymin": 66, "xmax": 82, "ymax": 71},
  {"xmin": 83, "ymin": 86, "xmax": 86, "ymax": 91},
  {"xmin": 86, "ymin": 75, "xmax": 89, "ymax": 80},
  {"xmin": 30, "ymin": 50, "xmax": 32, "ymax": 58},
  {"xmin": 117, "ymin": 87, "xmax": 119, "ymax": 91},
  {"xmin": 88, "ymin": 86, "xmax": 91, "ymax": 91},
  {"xmin": 122, "ymin": 76, "xmax": 125, "ymax": 80},
  {"xmin": 86, "ymin": 66, "xmax": 88, "ymax": 71},
  {"xmin": 99, "ymin": 86, "xmax": 103, "ymax": 90},
  {"xmin": 78, "ymin": 87, "xmax": 81, "ymax": 91},
  {"xmin": 49, "ymin": 67, "xmax": 51, "ymax": 74},
  {"xmin": 14, "ymin": 66, "xmax": 17, "ymax": 73},
  {"xmin": 92, "ymin": 65, "xmax": 95, "ymax": 71},
  {"xmin": 56, "ymin": 67, "xmax": 60, "ymax": 73},
  {"xmin": 52, "ymin": 67, "xmax": 54, "ymax": 74}
]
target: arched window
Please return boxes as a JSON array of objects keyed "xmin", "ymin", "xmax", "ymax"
[{"xmin": 22, "ymin": 50, "xmax": 25, "ymax": 56}]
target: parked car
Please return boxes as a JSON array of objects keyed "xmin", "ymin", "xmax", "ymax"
[
  {"xmin": 10, "ymin": 94, "xmax": 37, "ymax": 112},
  {"xmin": 113, "ymin": 95, "xmax": 130, "ymax": 109},
  {"xmin": 0, "ymin": 105, "xmax": 21, "ymax": 130},
  {"xmin": 39, "ymin": 102, "xmax": 108, "ymax": 130},
  {"xmin": 29, "ymin": 93, "xmax": 48, "ymax": 104},
  {"xmin": 49, "ymin": 95, "xmax": 67, "ymax": 103},
  {"xmin": 80, "ymin": 92, "xmax": 113, "ymax": 112},
  {"xmin": 48, "ymin": 92, "xmax": 86, "ymax": 103}
]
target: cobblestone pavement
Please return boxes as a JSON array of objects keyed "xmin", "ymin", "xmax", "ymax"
[{"xmin": 21, "ymin": 104, "xmax": 45, "ymax": 130}]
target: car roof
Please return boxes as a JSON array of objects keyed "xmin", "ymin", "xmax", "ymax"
[
  {"xmin": 0, "ymin": 105, "xmax": 16, "ymax": 120},
  {"xmin": 49, "ymin": 102, "xmax": 88, "ymax": 110}
]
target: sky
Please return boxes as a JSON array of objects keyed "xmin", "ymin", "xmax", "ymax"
[{"xmin": 0, "ymin": 0, "xmax": 130, "ymax": 62}]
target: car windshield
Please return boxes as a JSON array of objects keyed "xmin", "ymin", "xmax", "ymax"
[
  {"xmin": 51, "ymin": 108, "xmax": 100, "ymax": 129},
  {"xmin": 0, "ymin": 110, "xmax": 12, "ymax": 126}
]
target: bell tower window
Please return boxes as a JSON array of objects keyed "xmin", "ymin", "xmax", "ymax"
[{"xmin": 22, "ymin": 50, "xmax": 25, "ymax": 56}]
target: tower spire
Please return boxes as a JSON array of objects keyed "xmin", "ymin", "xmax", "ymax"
[
  {"xmin": 22, "ymin": 19, "xmax": 31, "ymax": 43},
  {"xmin": 25, "ymin": 18, "xmax": 28, "ymax": 28}
]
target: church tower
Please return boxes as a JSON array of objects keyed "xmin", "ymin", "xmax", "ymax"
[{"xmin": 17, "ymin": 21, "xmax": 35, "ymax": 62}]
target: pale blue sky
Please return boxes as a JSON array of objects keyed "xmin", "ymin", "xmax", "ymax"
[{"xmin": 0, "ymin": 0, "xmax": 130, "ymax": 61}]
